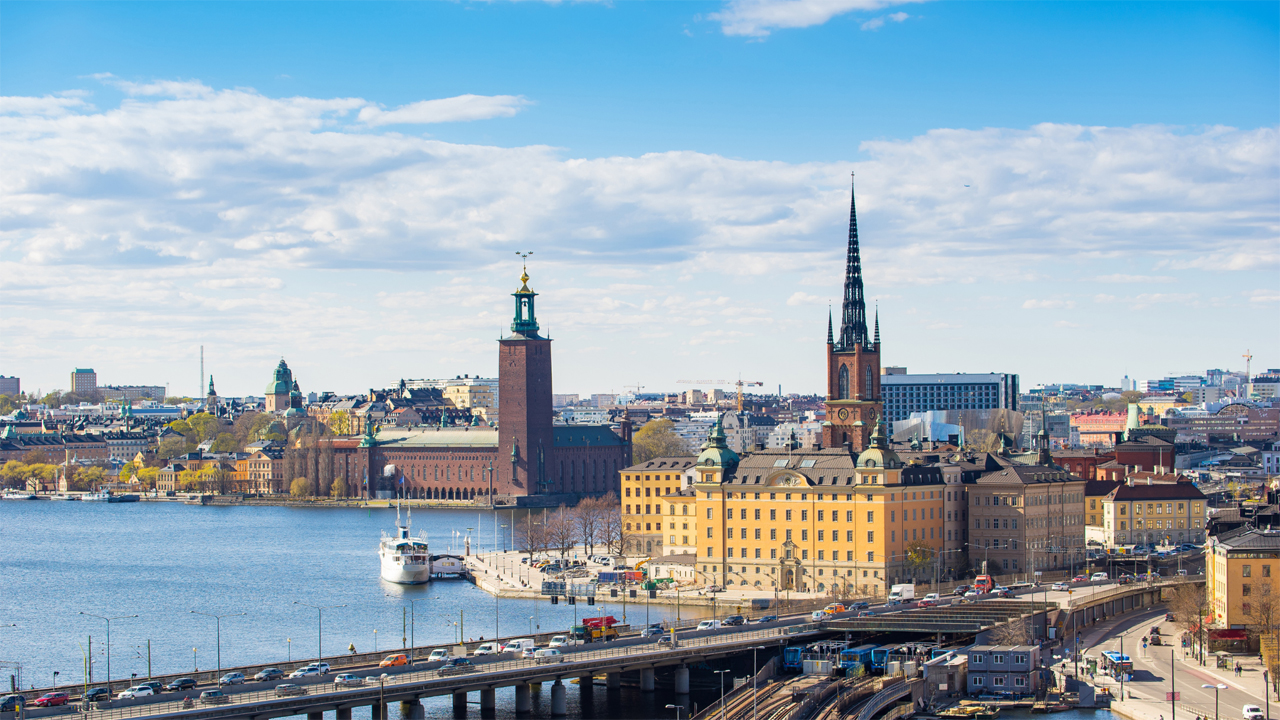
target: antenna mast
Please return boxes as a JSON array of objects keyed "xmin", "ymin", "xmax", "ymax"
[
  {"xmin": 200, "ymin": 345, "xmax": 204, "ymax": 401},
  {"xmin": 1244, "ymin": 349, "xmax": 1253, "ymax": 384}
]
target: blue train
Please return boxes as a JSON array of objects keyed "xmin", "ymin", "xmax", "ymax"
[
  {"xmin": 782, "ymin": 646, "xmax": 805, "ymax": 672},
  {"xmin": 839, "ymin": 643, "xmax": 878, "ymax": 669}
]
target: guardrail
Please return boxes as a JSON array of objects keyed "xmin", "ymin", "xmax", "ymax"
[
  {"xmin": 854, "ymin": 678, "xmax": 915, "ymax": 720},
  {"xmin": 1066, "ymin": 576, "xmax": 1204, "ymax": 610},
  {"xmin": 70, "ymin": 625, "xmax": 812, "ymax": 720}
]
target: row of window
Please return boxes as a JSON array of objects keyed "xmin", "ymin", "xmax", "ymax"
[
  {"xmin": 971, "ymin": 677, "xmax": 1027, "ymax": 687},
  {"xmin": 713, "ymin": 507, "xmax": 941, "ymax": 523},
  {"xmin": 1116, "ymin": 502, "xmax": 1198, "ymax": 516},
  {"xmin": 1113, "ymin": 519, "xmax": 1202, "ymax": 530}
]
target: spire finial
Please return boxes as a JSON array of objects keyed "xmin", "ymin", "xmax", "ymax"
[
  {"xmin": 515, "ymin": 251, "xmax": 534, "ymax": 292},
  {"xmin": 827, "ymin": 306, "xmax": 834, "ymax": 345},
  {"xmin": 873, "ymin": 304, "xmax": 880, "ymax": 345},
  {"xmin": 836, "ymin": 173, "xmax": 868, "ymax": 349}
]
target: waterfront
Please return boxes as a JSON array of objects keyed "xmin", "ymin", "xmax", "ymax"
[{"xmin": 0, "ymin": 501, "xmax": 704, "ymax": 691}]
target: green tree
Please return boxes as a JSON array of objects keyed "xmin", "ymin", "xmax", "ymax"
[
  {"xmin": 158, "ymin": 436, "xmax": 192, "ymax": 460},
  {"xmin": 290, "ymin": 478, "xmax": 312, "ymax": 498},
  {"xmin": 328, "ymin": 410, "xmax": 352, "ymax": 436},
  {"xmin": 330, "ymin": 475, "xmax": 348, "ymax": 498},
  {"xmin": 179, "ymin": 469, "xmax": 201, "ymax": 491},
  {"xmin": 211, "ymin": 432, "xmax": 241, "ymax": 453},
  {"xmin": 118, "ymin": 462, "xmax": 137, "ymax": 482},
  {"xmin": 136, "ymin": 467, "xmax": 159, "ymax": 489},
  {"xmin": 0, "ymin": 395, "xmax": 16, "ymax": 415},
  {"xmin": 632, "ymin": 419, "xmax": 691, "ymax": 464},
  {"xmin": 904, "ymin": 539, "xmax": 935, "ymax": 580}
]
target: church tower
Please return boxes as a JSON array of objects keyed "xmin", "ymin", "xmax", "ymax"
[
  {"xmin": 497, "ymin": 265, "xmax": 554, "ymax": 496},
  {"xmin": 823, "ymin": 176, "xmax": 883, "ymax": 452}
]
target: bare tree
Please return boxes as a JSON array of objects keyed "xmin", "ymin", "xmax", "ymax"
[
  {"xmin": 987, "ymin": 616, "xmax": 1033, "ymax": 646},
  {"xmin": 540, "ymin": 505, "xmax": 578, "ymax": 563},
  {"xmin": 599, "ymin": 497, "xmax": 633, "ymax": 557},
  {"xmin": 1246, "ymin": 588, "xmax": 1280, "ymax": 651},
  {"xmin": 574, "ymin": 496, "xmax": 607, "ymax": 556},
  {"xmin": 318, "ymin": 440, "xmax": 335, "ymax": 497},
  {"xmin": 1166, "ymin": 582, "xmax": 1212, "ymax": 661}
]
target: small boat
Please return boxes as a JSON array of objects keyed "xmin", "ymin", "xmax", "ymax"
[
  {"xmin": 109, "ymin": 494, "xmax": 140, "ymax": 503},
  {"xmin": 82, "ymin": 491, "xmax": 112, "ymax": 502},
  {"xmin": 50, "ymin": 493, "xmax": 81, "ymax": 501},
  {"xmin": 2, "ymin": 490, "xmax": 39, "ymax": 500},
  {"xmin": 379, "ymin": 505, "xmax": 432, "ymax": 585},
  {"xmin": 943, "ymin": 704, "xmax": 1000, "ymax": 720}
]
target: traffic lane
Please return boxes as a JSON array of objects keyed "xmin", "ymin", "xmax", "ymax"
[{"xmin": 1132, "ymin": 638, "xmax": 1263, "ymax": 708}]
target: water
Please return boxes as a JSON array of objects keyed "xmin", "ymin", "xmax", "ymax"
[{"xmin": 0, "ymin": 501, "xmax": 702, "ymax": 692}]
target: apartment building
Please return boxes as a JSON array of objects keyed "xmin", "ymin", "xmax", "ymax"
[
  {"xmin": 1100, "ymin": 480, "xmax": 1208, "ymax": 547},
  {"xmin": 620, "ymin": 457, "xmax": 697, "ymax": 556},
  {"xmin": 1207, "ymin": 527, "xmax": 1280, "ymax": 630},
  {"xmin": 968, "ymin": 466, "xmax": 1087, "ymax": 575}
]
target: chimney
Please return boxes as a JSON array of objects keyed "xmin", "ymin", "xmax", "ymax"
[{"xmin": 844, "ymin": 440, "xmax": 854, "ymax": 458}]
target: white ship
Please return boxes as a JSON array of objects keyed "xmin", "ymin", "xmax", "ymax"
[{"xmin": 379, "ymin": 506, "xmax": 432, "ymax": 585}]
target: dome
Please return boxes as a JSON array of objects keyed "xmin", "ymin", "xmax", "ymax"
[
  {"xmin": 266, "ymin": 359, "xmax": 293, "ymax": 395},
  {"xmin": 855, "ymin": 420, "xmax": 902, "ymax": 469},
  {"xmin": 284, "ymin": 407, "xmax": 305, "ymax": 418},
  {"xmin": 696, "ymin": 415, "xmax": 740, "ymax": 471}
]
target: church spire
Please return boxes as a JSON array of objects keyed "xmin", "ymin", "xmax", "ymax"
[
  {"xmin": 873, "ymin": 305, "xmax": 880, "ymax": 345},
  {"xmin": 827, "ymin": 307, "xmax": 834, "ymax": 344},
  {"xmin": 837, "ymin": 173, "xmax": 869, "ymax": 350}
]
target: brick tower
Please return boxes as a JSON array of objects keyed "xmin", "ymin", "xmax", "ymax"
[
  {"xmin": 823, "ymin": 176, "xmax": 883, "ymax": 452},
  {"xmin": 498, "ymin": 267, "xmax": 554, "ymax": 496}
]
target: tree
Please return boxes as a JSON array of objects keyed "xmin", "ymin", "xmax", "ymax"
[
  {"xmin": 517, "ymin": 511, "xmax": 550, "ymax": 564},
  {"xmin": 632, "ymin": 420, "xmax": 691, "ymax": 464},
  {"xmin": 330, "ymin": 475, "xmax": 348, "ymax": 498},
  {"xmin": 118, "ymin": 462, "xmax": 137, "ymax": 482},
  {"xmin": 199, "ymin": 465, "xmax": 233, "ymax": 494},
  {"xmin": 136, "ymin": 467, "xmax": 159, "ymax": 489},
  {"xmin": 988, "ymin": 616, "xmax": 1033, "ymax": 646},
  {"xmin": 1166, "ymin": 582, "xmax": 1212, "ymax": 662},
  {"xmin": 158, "ymin": 437, "xmax": 192, "ymax": 460},
  {"xmin": 544, "ymin": 505, "xmax": 578, "ymax": 562},
  {"xmin": 599, "ymin": 497, "xmax": 632, "ymax": 557},
  {"xmin": 179, "ymin": 469, "xmax": 201, "ymax": 491},
  {"xmin": 965, "ymin": 429, "xmax": 1000, "ymax": 454},
  {"xmin": 574, "ymin": 496, "xmax": 608, "ymax": 555},
  {"xmin": 290, "ymin": 478, "xmax": 312, "ymax": 498},
  {"xmin": 210, "ymin": 433, "xmax": 241, "ymax": 453},
  {"xmin": 329, "ymin": 410, "xmax": 352, "ymax": 436},
  {"xmin": 21, "ymin": 449, "xmax": 48, "ymax": 465},
  {"xmin": 904, "ymin": 540, "xmax": 935, "ymax": 580}
]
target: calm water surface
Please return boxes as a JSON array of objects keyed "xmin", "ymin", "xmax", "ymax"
[{"xmin": 0, "ymin": 500, "xmax": 701, "ymax": 693}]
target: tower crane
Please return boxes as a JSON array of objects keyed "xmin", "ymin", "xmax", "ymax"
[{"xmin": 674, "ymin": 377, "xmax": 764, "ymax": 412}]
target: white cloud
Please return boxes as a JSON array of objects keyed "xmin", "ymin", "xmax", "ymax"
[
  {"xmin": 1095, "ymin": 273, "xmax": 1175, "ymax": 284},
  {"xmin": 711, "ymin": 0, "xmax": 924, "ymax": 37},
  {"xmin": 861, "ymin": 11, "xmax": 910, "ymax": 30},
  {"xmin": 358, "ymin": 94, "xmax": 531, "ymax": 126},
  {"xmin": 1022, "ymin": 299, "xmax": 1076, "ymax": 309},
  {"xmin": 787, "ymin": 291, "xmax": 827, "ymax": 306}
]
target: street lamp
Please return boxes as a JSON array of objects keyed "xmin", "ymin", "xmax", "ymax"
[
  {"xmin": 189, "ymin": 611, "xmax": 245, "ymax": 673},
  {"xmin": 374, "ymin": 629, "xmax": 378, "ymax": 653},
  {"xmin": 1202, "ymin": 683, "xmax": 1228, "ymax": 720},
  {"xmin": 714, "ymin": 669, "xmax": 731, "ymax": 720},
  {"xmin": 78, "ymin": 612, "xmax": 137, "ymax": 692},
  {"xmin": 287, "ymin": 638, "xmax": 291, "ymax": 662},
  {"xmin": 294, "ymin": 602, "xmax": 347, "ymax": 661},
  {"xmin": 665, "ymin": 704, "xmax": 685, "ymax": 720},
  {"xmin": 752, "ymin": 646, "xmax": 767, "ymax": 720}
]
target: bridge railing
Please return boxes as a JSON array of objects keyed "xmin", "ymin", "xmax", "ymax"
[
  {"xmin": 854, "ymin": 677, "xmax": 915, "ymax": 720},
  {"xmin": 74, "ymin": 625, "xmax": 811, "ymax": 720}
]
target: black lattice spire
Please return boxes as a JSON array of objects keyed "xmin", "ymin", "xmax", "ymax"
[{"xmin": 837, "ymin": 174, "xmax": 869, "ymax": 349}]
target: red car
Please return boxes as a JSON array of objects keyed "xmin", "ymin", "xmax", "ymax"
[
  {"xmin": 1072, "ymin": 576, "xmax": 1086, "ymax": 583},
  {"xmin": 33, "ymin": 693, "xmax": 69, "ymax": 707}
]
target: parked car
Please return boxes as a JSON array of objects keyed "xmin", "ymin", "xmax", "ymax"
[
  {"xmin": 379, "ymin": 654, "xmax": 409, "ymax": 668},
  {"xmin": 438, "ymin": 658, "xmax": 475, "ymax": 676},
  {"xmin": 334, "ymin": 674, "xmax": 363, "ymax": 688},
  {"xmin": 274, "ymin": 684, "xmax": 307, "ymax": 697},
  {"xmin": 84, "ymin": 688, "xmax": 110, "ymax": 703},
  {"xmin": 1051, "ymin": 582, "xmax": 1070, "ymax": 591},
  {"xmin": 289, "ymin": 666, "xmax": 323, "ymax": 679},
  {"xmin": 33, "ymin": 693, "xmax": 69, "ymax": 708},
  {"xmin": 723, "ymin": 615, "xmax": 746, "ymax": 626},
  {"xmin": 534, "ymin": 648, "xmax": 564, "ymax": 664},
  {"xmin": 0, "ymin": 696, "xmax": 27, "ymax": 712},
  {"xmin": 117, "ymin": 686, "xmax": 154, "ymax": 700},
  {"xmin": 754, "ymin": 615, "xmax": 779, "ymax": 624},
  {"xmin": 218, "ymin": 672, "xmax": 246, "ymax": 686},
  {"xmin": 198, "ymin": 690, "xmax": 229, "ymax": 705},
  {"xmin": 254, "ymin": 668, "xmax": 284, "ymax": 682},
  {"xmin": 427, "ymin": 648, "xmax": 451, "ymax": 662}
]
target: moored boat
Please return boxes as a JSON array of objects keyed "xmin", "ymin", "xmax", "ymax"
[{"xmin": 379, "ymin": 505, "xmax": 432, "ymax": 584}]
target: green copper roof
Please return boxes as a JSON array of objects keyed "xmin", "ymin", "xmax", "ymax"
[{"xmin": 697, "ymin": 415, "xmax": 740, "ymax": 471}]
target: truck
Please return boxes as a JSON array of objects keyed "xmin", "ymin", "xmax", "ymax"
[
  {"xmin": 974, "ymin": 575, "xmax": 994, "ymax": 593},
  {"xmin": 887, "ymin": 584, "xmax": 915, "ymax": 602},
  {"xmin": 569, "ymin": 616, "xmax": 619, "ymax": 643}
]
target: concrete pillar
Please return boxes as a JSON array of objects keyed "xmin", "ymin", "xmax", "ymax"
[
  {"xmin": 453, "ymin": 691, "xmax": 467, "ymax": 715},
  {"xmin": 401, "ymin": 700, "xmax": 424, "ymax": 719},
  {"xmin": 370, "ymin": 705, "xmax": 386, "ymax": 720},
  {"xmin": 674, "ymin": 666, "xmax": 690, "ymax": 694},
  {"xmin": 480, "ymin": 689, "xmax": 496, "ymax": 712},
  {"xmin": 640, "ymin": 668, "xmax": 655, "ymax": 692},
  {"xmin": 579, "ymin": 676, "xmax": 594, "ymax": 692},
  {"xmin": 515, "ymin": 684, "xmax": 532, "ymax": 714},
  {"xmin": 337, "ymin": 709, "xmax": 352, "ymax": 720},
  {"xmin": 606, "ymin": 673, "xmax": 621, "ymax": 690},
  {"xmin": 308, "ymin": 713, "xmax": 324, "ymax": 720},
  {"xmin": 550, "ymin": 681, "xmax": 567, "ymax": 717}
]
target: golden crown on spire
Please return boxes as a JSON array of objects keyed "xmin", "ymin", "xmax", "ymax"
[
  {"xmin": 515, "ymin": 251, "xmax": 534, "ymax": 292},
  {"xmin": 519, "ymin": 271, "xmax": 531, "ymax": 293}
]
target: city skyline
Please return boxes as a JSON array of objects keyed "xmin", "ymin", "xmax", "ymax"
[{"xmin": 1, "ymin": 1, "xmax": 1276, "ymax": 398}]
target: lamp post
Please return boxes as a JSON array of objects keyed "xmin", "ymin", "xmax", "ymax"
[
  {"xmin": 293, "ymin": 602, "xmax": 347, "ymax": 661},
  {"xmin": 189, "ymin": 611, "xmax": 245, "ymax": 673},
  {"xmin": 287, "ymin": 638, "xmax": 291, "ymax": 662},
  {"xmin": 1202, "ymin": 683, "xmax": 1228, "ymax": 720},
  {"xmin": 408, "ymin": 598, "xmax": 430, "ymax": 649},
  {"xmin": 373, "ymin": 629, "xmax": 378, "ymax": 653},
  {"xmin": 752, "ymin": 646, "xmax": 766, "ymax": 720},
  {"xmin": 78, "ymin": 612, "xmax": 137, "ymax": 693},
  {"xmin": 714, "ymin": 669, "xmax": 730, "ymax": 720},
  {"xmin": 665, "ymin": 704, "xmax": 685, "ymax": 720}
]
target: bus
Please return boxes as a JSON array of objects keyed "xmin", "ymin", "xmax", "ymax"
[
  {"xmin": 1100, "ymin": 651, "xmax": 1133, "ymax": 676},
  {"xmin": 839, "ymin": 644, "xmax": 878, "ymax": 669}
]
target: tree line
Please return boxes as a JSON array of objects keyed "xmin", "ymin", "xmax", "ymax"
[{"xmin": 513, "ymin": 495, "xmax": 632, "ymax": 561}]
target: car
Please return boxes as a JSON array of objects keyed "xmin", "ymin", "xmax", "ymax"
[
  {"xmin": 995, "ymin": 589, "xmax": 1014, "ymax": 598},
  {"xmin": 917, "ymin": 598, "xmax": 937, "ymax": 608},
  {"xmin": 313, "ymin": 663, "xmax": 330, "ymax": 674},
  {"xmin": 254, "ymin": 668, "xmax": 284, "ymax": 682},
  {"xmin": 334, "ymin": 674, "xmax": 363, "ymax": 687},
  {"xmin": 164, "ymin": 678, "xmax": 197, "ymax": 692},
  {"xmin": 657, "ymin": 635, "xmax": 674, "ymax": 646},
  {"xmin": 474, "ymin": 642, "xmax": 502, "ymax": 655},
  {"xmin": 705, "ymin": 585, "xmax": 724, "ymax": 593},
  {"xmin": 824, "ymin": 604, "xmax": 846, "ymax": 614},
  {"xmin": 964, "ymin": 590, "xmax": 980, "ymax": 598},
  {"xmin": 697, "ymin": 619, "xmax": 723, "ymax": 630},
  {"xmin": 640, "ymin": 626, "xmax": 664, "ymax": 638},
  {"xmin": 1072, "ymin": 575, "xmax": 1087, "ymax": 583},
  {"xmin": 534, "ymin": 648, "xmax": 564, "ymax": 664},
  {"xmin": 1178, "ymin": 569, "xmax": 1188, "ymax": 576},
  {"xmin": 850, "ymin": 602, "xmax": 869, "ymax": 611},
  {"xmin": 811, "ymin": 610, "xmax": 828, "ymax": 621},
  {"xmin": 198, "ymin": 689, "xmax": 229, "ymax": 705},
  {"xmin": 289, "ymin": 666, "xmax": 323, "ymax": 679},
  {"xmin": 922, "ymin": 593, "xmax": 940, "ymax": 603},
  {"xmin": 1117, "ymin": 575, "xmax": 1133, "ymax": 585},
  {"xmin": 33, "ymin": 693, "xmax": 69, "ymax": 708},
  {"xmin": 724, "ymin": 615, "xmax": 746, "ymax": 626},
  {"xmin": 379, "ymin": 654, "xmax": 409, "ymax": 668},
  {"xmin": 1245, "ymin": 706, "xmax": 1266, "ymax": 720},
  {"xmin": 521, "ymin": 646, "xmax": 539, "ymax": 659},
  {"xmin": 218, "ymin": 672, "xmax": 246, "ymax": 686},
  {"xmin": 754, "ymin": 615, "xmax": 779, "ymax": 624},
  {"xmin": 0, "ymin": 696, "xmax": 28, "ymax": 712},
  {"xmin": 857, "ymin": 610, "xmax": 875, "ymax": 617},
  {"xmin": 138, "ymin": 682, "xmax": 164, "ymax": 694},
  {"xmin": 952, "ymin": 585, "xmax": 971, "ymax": 596},
  {"xmin": 274, "ymin": 684, "xmax": 307, "ymax": 697},
  {"xmin": 438, "ymin": 658, "xmax": 476, "ymax": 676},
  {"xmin": 1052, "ymin": 582, "xmax": 1070, "ymax": 591},
  {"xmin": 84, "ymin": 688, "xmax": 110, "ymax": 703},
  {"xmin": 1091, "ymin": 572, "xmax": 1108, "ymax": 581},
  {"xmin": 117, "ymin": 686, "xmax": 155, "ymax": 700},
  {"xmin": 427, "ymin": 648, "xmax": 451, "ymax": 662}
]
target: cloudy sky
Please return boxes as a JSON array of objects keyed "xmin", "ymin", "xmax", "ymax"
[{"xmin": 1, "ymin": 1, "xmax": 1277, "ymax": 400}]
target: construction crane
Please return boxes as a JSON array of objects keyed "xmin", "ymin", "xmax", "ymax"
[{"xmin": 675, "ymin": 378, "xmax": 764, "ymax": 412}]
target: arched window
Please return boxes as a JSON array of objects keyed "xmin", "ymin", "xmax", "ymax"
[
  {"xmin": 838, "ymin": 366, "xmax": 849, "ymax": 400},
  {"xmin": 865, "ymin": 366, "xmax": 873, "ymax": 396}
]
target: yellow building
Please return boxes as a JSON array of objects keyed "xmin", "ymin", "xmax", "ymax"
[
  {"xmin": 693, "ymin": 418, "xmax": 944, "ymax": 596},
  {"xmin": 1207, "ymin": 528, "xmax": 1280, "ymax": 630},
  {"xmin": 620, "ymin": 457, "xmax": 696, "ymax": 556},
  {"xmin": 1100, "ymin": 481, "xmax": 1208, "ymax": 548},
  {"xmin": 443, "ymin": 382, "xmax": 495, "ymax": 420}
]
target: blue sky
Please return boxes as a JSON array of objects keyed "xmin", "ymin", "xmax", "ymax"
[{"xmin": 1, "ymin": 1, "xmax": 1277, "ymax": 399}]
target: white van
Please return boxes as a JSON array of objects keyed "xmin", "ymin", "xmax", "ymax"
[
  {"xmin": 696, "ymin": 620, "xmax": 722, "ymax": 631},
  {"xmin": 473, "ymin": 642, "xmax": 500, "ymax": 656},
  {"xmin": 1244, "ymin": 706, "xmax": 1265, "ymax": 720},
  {"xmin": 503, "ymin": 638, "xmax": 536, "ymax": 654},
  {"xmin": 534, "ymin": 648, "xmax": 564, "ymax": 664},
  {"xmin": 1090, "ymin": 572, "xmax": 1108, "ymax": 582}
]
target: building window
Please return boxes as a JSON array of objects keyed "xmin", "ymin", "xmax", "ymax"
[
  {"xmin": 770, "ymin": 549, "xmax": 777, "ymax": 559},
  {"xmin": 992, "ymin": 678, "xmax": 1005, "ymax": 687},
  {"xmin": 1243, "ymin": 584, "xmax": 1252, "ymax": 596},
  {"xmin": 1244, "ymin": 565, "xmax": 1253, "ymax": 577},
  {"xmin": 755, "ymin": 528, "xmax": 761, "ymax": 540},
  {"xmin": 972, "ymin": 677, "xmax": 984, "ymax": 687},
  {"xmin": 770, "ymin": 509, "xmax": 777, "ymax": 521},
  {"xmin": 770, "ymin": 529, "xmax": 777, "ymax": 540}
]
